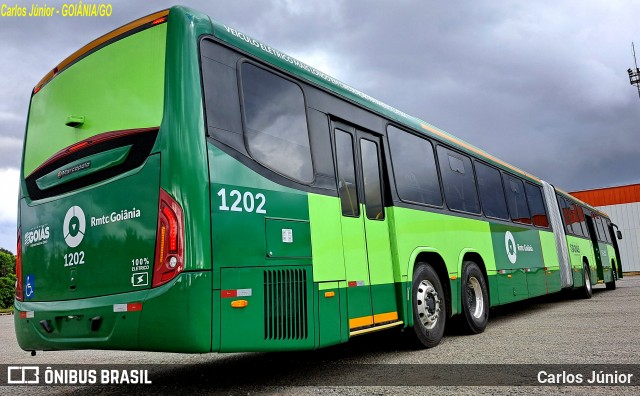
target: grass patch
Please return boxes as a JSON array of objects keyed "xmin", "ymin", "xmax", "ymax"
[{"xmin": 0, "ymin": 306, "xmax": 13, "ymax": 314}]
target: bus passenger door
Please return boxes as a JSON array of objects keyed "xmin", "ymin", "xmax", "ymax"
[
  {"xmin": 584, "ymin": 214, "xmax": 604, "ymax": 281},
  {"xmin": 332, "ymin": 121, "xmax": 398, "ymax": 331},
  {"xmin": 608, "ymin": 223, "xmax": 623, "ymax": 277}
]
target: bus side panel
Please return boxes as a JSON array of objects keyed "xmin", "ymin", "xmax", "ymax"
[
  {"xmin": 566, "ymin": 235, "xmax": 595, "ymax": 288},
  {"xmin": 208, "ymin": 144, "xmax": 317, "ymax": 351},
  {"xmin": 138, "ymin": 272, "xmax": 212, "ymax": 352},
  {"xmin": 390, "ymin": 207, "xmax": 495, "ymax": 323},
  {"xmin": 539, "ymin": 230, "xmax": 562, "ymax": 294},
  {"xmin": 309, "ymin": 194, "xmax": 350, "ymax": 346},
  {"xmin": 308, "ymin": 194, "xmax": 347, "ymax": 282}
]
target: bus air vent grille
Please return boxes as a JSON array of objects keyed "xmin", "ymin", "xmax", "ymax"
[{"xmin": 264, "ymin": 268, "xmax": 308, "ymax": 340}]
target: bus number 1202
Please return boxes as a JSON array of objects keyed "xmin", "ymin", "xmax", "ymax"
[
  {"xmin": 64, "ymin": 251, "xmax": 85, "ymax": 267},
  {"xmin": 217, "ymin": 188, "xmax": 266, "ymax": 214}
]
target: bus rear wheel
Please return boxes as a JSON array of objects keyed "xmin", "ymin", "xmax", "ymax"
[
  {"xmin": 606, "ymin": 263, "xmax": 617, "ymax": 290},
  {"xmin": 409, "ymin": 263, "xmax": 446, "ymax": 348},
  {"xmin": 580, "ymin": 263, "xmax": 593, "ymax": 299},
  {"xmin": 459, "ymin": 261, "xmax": 489, "ymax": 334}
]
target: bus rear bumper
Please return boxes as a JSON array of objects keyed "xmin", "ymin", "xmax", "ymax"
[{"xmin": 13, "ymin": 271, "xmax": 212, "ymax": 353}]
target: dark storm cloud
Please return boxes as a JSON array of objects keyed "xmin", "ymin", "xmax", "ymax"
[
  {"xmin": 311, "ymin": 0, "xmax": 640, "ymax": 191},
  {"xmin": 1, "ymin": 0, "xmax": 639, "ymax": 192}
]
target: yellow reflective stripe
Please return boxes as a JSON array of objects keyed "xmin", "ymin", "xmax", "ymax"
[
  {"xmin": 349, "ymin": 311, "xmax": 399, "ymax": 329},
  {"xmin": 373, "ymin": 311, "xmax": 398, "ymax": 324},
  {"xmin": 349, "ymin": 316, "xmax": 373, "ymax": 329}
]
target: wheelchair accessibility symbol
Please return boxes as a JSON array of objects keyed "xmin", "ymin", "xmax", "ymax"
[
  {"xmin": 63, "ymin": 206, "xmax": 86, "ymax": 248},
  {"xmin": 25, "ymin": 274, "xmax": 34, "ymax": 299}
]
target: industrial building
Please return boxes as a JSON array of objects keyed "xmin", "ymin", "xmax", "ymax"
[{"xmin": 571, "ymin": 184, "xmax": 640, "ymax": 272}]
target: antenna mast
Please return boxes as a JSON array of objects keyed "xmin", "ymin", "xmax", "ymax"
[{"xmin": 628, "ymin": 42, "xmax": 640, "ymax": 99}]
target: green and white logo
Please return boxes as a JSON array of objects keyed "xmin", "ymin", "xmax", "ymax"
[
  {"xmin": 491, "ymin": 224, "xmax": 543, "ymax": 270},
  {"xmin": 505, "ymin": 231, "xmax": 517, "ymax": 264},
  {"xmin": 63, "ymin": 206, "xmax": 86, "ymax": 248}
]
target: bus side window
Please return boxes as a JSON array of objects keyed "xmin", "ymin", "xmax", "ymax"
[
  {"xmin": 387, "ymin": 126, "xmax": 442, "ymax": 207},
  {"xmin": 240, "ymin": 62, "xmax": 314, "ymax": 183},
  {"xmin": 360, "ymin": 139, "xmax": 385, "ymax": 220},
  {"xmin": 201, "ymin": 41, "xmax": 244, "ymax": 147},
  {"xmin": 335, "ymin": 130, "xmax": 359, "ymax": 217},
  {"xmin": 504, "ymin": 175, "xmax": 532, "ymax": 225},
  {"xmin": 603, "ymin": 220, "xmax": 613, "ymax": 244},
  {"xmin": 437, "ymin": 146, "xmax": 480, "ymax": 214},
  {"xmin": 575, "ymin": 205, "xmax": 588, "ymax": 237},
  {"xmin": 567, "ymin": 202, "xmax": 583, "ymax": 237},
  {"xmin": 557, "ymin": 196, "xmax": 573, "ymax": 235},
  {"xmin": 475, "ymin": 161, "xmax": 509, "ymax": 220},
  {"xmin": 524, "ymin": 183, "xmax": 549, "ymax": 228},
  {"xmin": 596, "ymin": 216, "xmax": 609, "ymax": 243}
]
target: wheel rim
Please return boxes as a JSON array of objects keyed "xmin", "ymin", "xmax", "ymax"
[
  {"xmin": 585, "ymin": 269, "xmax": 591, "ymax": 292},
  {"xmin": 416, "ymin": 280, "xmax": 441, "ymax": 330},
  {"xmin": 466, "ymin": 276, "xmax": 484, "ymax": 319}
]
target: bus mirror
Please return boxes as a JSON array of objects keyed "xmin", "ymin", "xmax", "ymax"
[{"xmin": 616, "ymin": 230, "xmax": 623, "ymax": 240}]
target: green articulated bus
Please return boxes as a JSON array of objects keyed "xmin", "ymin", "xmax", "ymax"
[{"xmin": 15, "ymin": 7, "xmax": 624, "ymax": 353}]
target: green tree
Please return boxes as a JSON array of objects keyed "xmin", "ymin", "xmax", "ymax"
[
  {"xmin": 0, "ymin": 250, "xmax": 15, "ymax": 277},
  {"xmin": 0, "ymin": 250, "xmax": 16, "ymax": 309},
  {"xmin": 0, "ymin": 273, "xmax": 16, "ymax": 309}
]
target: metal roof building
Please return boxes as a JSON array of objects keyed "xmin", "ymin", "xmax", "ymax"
[{"xmin": 571, "ymin": 184, "xmax": 640, "ymax": 272}]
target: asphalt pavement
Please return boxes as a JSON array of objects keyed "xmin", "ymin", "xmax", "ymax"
[{"xmin": 1, "ymin": 276, "xmax": 639, "ymax": 395}]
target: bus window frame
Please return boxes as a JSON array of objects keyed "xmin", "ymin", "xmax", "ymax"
[
  {"xmin": 237, "ymin": 59, "xmax": 317, "ymax": 185},
  {"xmin": 575, "ymin": 205, "xmax": 589, "ymax": 238},
  {"xmin": 435, "ymin": 144, "xmax": 482, "ymax": 216},
  {"xmin": 474, "ymin": 159, "xmax": 511, "ymax": 222},
  {"xmin": 386, "ymin": 123, "xmax": 445, "ymax": 210},
  {"xmin": 334, "ymin": 128, "xmax": 361, "ymax": 218},
  {"xmin": 359, "ymin": 137, "xmax": 386, "ymax": 221},
  {"xmin": 523, "ymin": 181, "xmax": 551, "ymax": 229},
  {"xmin": 502, "ymin": 172, "xmax": 533, "ymax": 226}
]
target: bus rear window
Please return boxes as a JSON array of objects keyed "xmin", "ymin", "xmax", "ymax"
[{"xmin": 23, "ymin": 23, "xmax": 167, "ymax": 178}]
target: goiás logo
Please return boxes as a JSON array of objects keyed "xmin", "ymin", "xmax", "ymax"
[
  {"xmin": 23, "ymin": 224, "xmax": 50, "ymax": 248},
  {"xmin": 63, "ymin": 206, "xmax": 86, "ymax": 248}
]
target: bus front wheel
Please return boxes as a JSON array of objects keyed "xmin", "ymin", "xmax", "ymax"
[
  {"xmin": 409, "ymin": 263, "xmax": 446, "ymax": 348},
  {"xmin": 606, "ymin": 263, "xmax": 617, "ymax": 290},
  {"xmin": 580, "ymin": 263, "xmax": 593, "ymax": 299},
  {"xmin": 459, "ymin": 261, "xmax": 489, "ymax": 334}
]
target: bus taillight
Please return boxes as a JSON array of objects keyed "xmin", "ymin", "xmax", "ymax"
[
  {"xmin": 153, "ymin": 189, "xmax": 184, "ymax": 287},
  {"xmin": 16, "ymin": 230, "xmax": 23, "ymax": 301}
]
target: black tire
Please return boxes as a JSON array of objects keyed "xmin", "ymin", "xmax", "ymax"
[
  {"xmin": 459, "ymin": 261, "xmax": 489, "ymax": 334},
  {"xmin": 408, "ymin": 263, "xmax": 447, "ymax": 348},
  {"xmin": 580, "ymin": 263, "xmax": 593, "ymax": 299},
  {"xmin": 606, "ymin": 262, "xmax": 617, "ymax": 290}
]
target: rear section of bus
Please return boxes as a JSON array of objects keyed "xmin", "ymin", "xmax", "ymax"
[{"xmin": 15, "ymin": 7, "xmax": 214, "ymax": 353}]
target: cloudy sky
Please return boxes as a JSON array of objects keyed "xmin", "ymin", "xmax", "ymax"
[{"xmin": 1, "ymin": 0, "xmax": 639, "ymax": 252}]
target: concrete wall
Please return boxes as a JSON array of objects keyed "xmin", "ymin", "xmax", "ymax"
[{"xmin": 598, "ymin": 202, "xmax": 640, "ymax": 272}]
